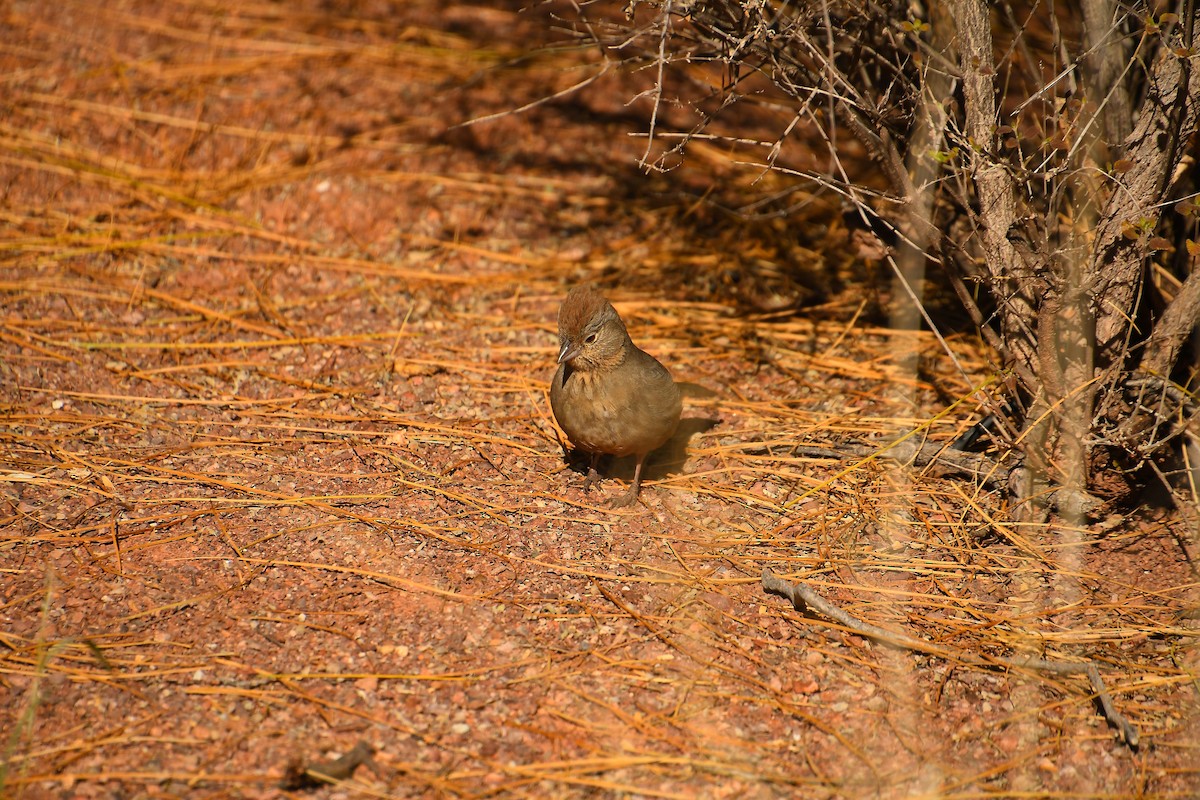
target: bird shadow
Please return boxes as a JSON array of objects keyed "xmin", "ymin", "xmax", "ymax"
[{"xmin": 646, "ymin": 415, "xmax": 720, "ymax": 480}]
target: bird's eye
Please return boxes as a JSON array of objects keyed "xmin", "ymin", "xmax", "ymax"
[{"xmin": 584, "ymin": 333, "xmax": 597, "ymax": 344}]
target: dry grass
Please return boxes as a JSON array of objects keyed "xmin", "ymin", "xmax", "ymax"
[{"xmin": 1, "ymin": 1, "xmax": 1198, "ymax": 798}]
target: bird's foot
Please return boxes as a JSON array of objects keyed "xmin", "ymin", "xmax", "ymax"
[
  {"xmin": 608, "ymin": 484, "xmax": 641, "ymax": 509},
  {"xmin": 582, "ymin": 467, "xmax": 602, "ymax": 492}
]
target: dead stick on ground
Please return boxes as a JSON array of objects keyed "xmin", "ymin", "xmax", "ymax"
[
  {"xmin": 761, "ymin": 569, "xmax": 1139, "ymax": 748},
  {"xmin": 280, "ymin": 740, "xmax": 379, "ymax": 790}
]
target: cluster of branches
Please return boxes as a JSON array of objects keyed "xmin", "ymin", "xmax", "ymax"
[{"xmin": 571, "ymin": 0, "xmax": 1200, "ymax": 514}]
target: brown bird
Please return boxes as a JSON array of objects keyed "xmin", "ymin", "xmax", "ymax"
[{"xmin": 550, "ymin": 286, "xmax": 682, "ymax": 507}]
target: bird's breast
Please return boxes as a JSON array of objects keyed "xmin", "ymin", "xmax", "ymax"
[{"xmin": 550, "ymin": 357, "xmax": 681, "ymax": 457}]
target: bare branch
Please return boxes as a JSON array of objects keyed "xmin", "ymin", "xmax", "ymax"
[
  {"xmin": 953, "ymin": 0, "xmax": 1043, "ymax": 391},
  {"xmin": 1092, "ymin": 28, "xmax": 1200, "ymax": 373},
  {"xmin": 762, "ymin": 569, "xmax": 1140, "ymax": 747}
]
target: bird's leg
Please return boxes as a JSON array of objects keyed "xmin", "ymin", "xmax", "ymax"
[
  {"xmin": 609, "ymin": 454, "xmax": 645, "ymax": 508},
  {"xmin": 582, "ymin": 452, "xmax": 602, "ymax": 491}
]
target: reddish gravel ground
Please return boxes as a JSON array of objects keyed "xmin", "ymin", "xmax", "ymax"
[{"xmin": 2, "ymin": 2, "xmax": 1198, "ymax": 798}]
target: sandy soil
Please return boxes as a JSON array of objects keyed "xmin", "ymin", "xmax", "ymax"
[{"xmin": 2, "ymin": 1, "xmax": 1198, "ymax": 798}]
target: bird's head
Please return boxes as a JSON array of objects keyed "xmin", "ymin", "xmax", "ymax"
[{"xmin": 556, "ymin": 286, "xmax": 629, "ymax": 371}]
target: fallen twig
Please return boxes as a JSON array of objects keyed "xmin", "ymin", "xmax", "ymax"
[
  {"xmin": 761, "ymin": 569, "xmax": 1139, "ymax": 748},
  {"xmin": 280, "ymin": 740, "xmax": 378, "ymax": 790},
  {"xmin": 787, "ymin": 440, "xmax": 1010, "ymax": 488}
]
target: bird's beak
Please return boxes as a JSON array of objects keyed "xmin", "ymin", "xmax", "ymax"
[{"xmin": 558, "ymin": 339, "xmax": 581, "ymax": 364}]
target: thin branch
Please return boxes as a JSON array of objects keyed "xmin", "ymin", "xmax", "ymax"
[
  {"xmin": 639, "ymin": 0, "xmax": 674, "ymax": 169},
  {"xmin": 1139, "ymin": 255, "xmax": 1200, "ymax": 378},
  {"xmin": 449, "ymin": 61, "xmax": 612, "ymax": 130},
  {"xmin": 762, "ymin": 569, "xmax": 1140, "ymax": 748},
  {"xmin": 1092, "ymin": 18, "xmax": 1200, "ymax": 372}
]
